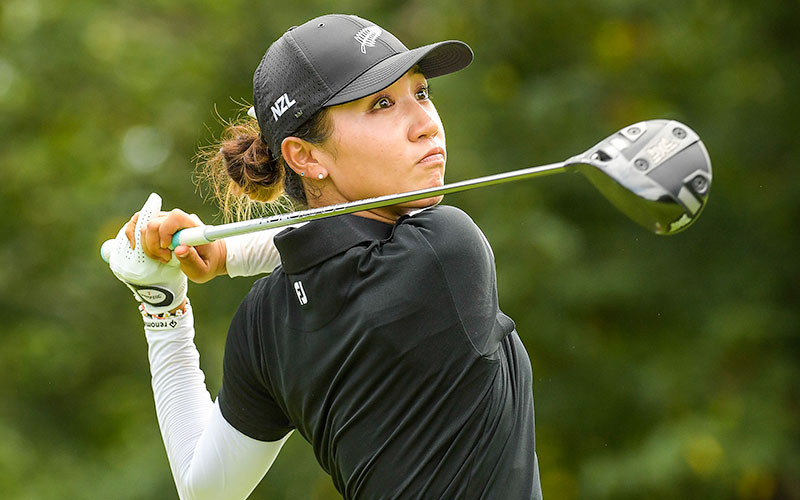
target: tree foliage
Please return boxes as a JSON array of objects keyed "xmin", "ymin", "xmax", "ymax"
[{"xmin": 1, "ymin": 0, "xmax": 797, "ymax": 498}]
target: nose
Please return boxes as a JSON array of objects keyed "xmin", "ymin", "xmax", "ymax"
[{"xmin": 407, "ymin": 101, "xmax": 441, "ymax": 142}]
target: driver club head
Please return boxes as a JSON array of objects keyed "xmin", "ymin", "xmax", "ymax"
[{"xmin": 567, "ymin": 119, "xmax": 712, "ymax": 235}]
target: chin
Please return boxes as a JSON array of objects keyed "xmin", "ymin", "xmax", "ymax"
[
  {"xmin": 417, "ymin": 165, "xmax": 445, "ymax": 186},
  {"xmin": 403, "ymin": 195, "xmax": 443, "ymax": 209}
]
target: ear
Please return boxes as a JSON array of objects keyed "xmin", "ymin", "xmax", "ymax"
[{"xmin": 281, "ymin": 136, "xmax": 326, "ymax": 178}]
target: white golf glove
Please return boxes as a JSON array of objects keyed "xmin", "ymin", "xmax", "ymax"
[{"xmin": 107, "ymin": 193, "xmax": 187, "ymax": 315}]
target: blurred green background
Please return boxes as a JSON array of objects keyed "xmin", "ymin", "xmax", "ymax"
[{"xmin": 1, "ymin": 0, "xmax": 797, "ymax": 498}]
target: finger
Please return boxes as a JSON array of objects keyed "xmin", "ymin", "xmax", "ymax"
[
  {"xmin": 125, "ymin": 212, "xmax": 140, "ymax": 250},
  {"xmin": 158, "ymin": 209, "xmax": 203, "ymax": 250},
  {"xmin": 133, "ymin": 194, "xmax": 165, "ymax": 259},
  {"xmin": 174, "ymin": 245, "xmax": 212, "ymax": 283},
  {"xmin": 142, "ymin": 216, "xmax": 172, "ymax": 263}
]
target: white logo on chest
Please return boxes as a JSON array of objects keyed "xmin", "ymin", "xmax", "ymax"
[
  {"xmin": 293, "ymin": 281, "xmax": 308, "ymax": 305},
  {"xmin": 354, "ymin": 26, "xmax": 382, "ymax": 54},
  {"xmin": 271, "ymin": 93, "xmax": 297, "ymax": 121}
]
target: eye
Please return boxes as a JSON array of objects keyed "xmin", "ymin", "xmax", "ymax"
[
  {"xmin": 372, "ymin": 96, "xmax": 393, "ymax": 110},
  {"xmin": 415, "ymin": 85, "xmax": 431, "ymax": 101}
]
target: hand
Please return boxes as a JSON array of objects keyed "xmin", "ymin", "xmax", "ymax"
[
  {"xmin": 108, "ymin": 193, "xmax": 187, "ymax": 314},
  {"xmin": 124, "ymin": 206, "xmax": 227, "ymax": 284}
]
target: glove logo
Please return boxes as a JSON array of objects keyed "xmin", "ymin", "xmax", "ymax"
[{"xmin": 132, "ymin": 285, "xmax": 174, "ymax": 307}]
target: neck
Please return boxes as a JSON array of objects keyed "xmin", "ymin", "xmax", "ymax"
[
  {"xmin": 305, "ymin": 187, "xmax": 408, "ymax": 225},
  {"xmin": 353, "ymin": 208, "xmax": 407, "ymax": 224}
]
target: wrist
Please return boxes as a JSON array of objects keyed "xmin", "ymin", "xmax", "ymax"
[
  {"xmin": 216, "ymin": 240, "xmax": 228, "ymax": 277},
  {"xmin": 139, "ymin": 298, "xmax": 189, "ymax": 319},
  {"xmin": 171, "ymin": 298, "xmax": 188, "ymax": 314}
]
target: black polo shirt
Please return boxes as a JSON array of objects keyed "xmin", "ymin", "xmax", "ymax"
[{"xmin": 218, "ymin": 205, "xmax": 541, "ymax": 499}]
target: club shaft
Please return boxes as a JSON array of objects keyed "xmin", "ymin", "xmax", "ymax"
[{"xmin": 173, "ymin": 161, "xmax": 570, "ymax": 247}]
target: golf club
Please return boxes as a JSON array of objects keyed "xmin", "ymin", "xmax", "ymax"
[{"xmin": 102, "ymin": 119, "xmax": 711, "ymax": 261}]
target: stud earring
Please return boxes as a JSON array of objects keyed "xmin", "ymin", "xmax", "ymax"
[
  {"xmin": 318, "ymin": 173, "xmax": 324, "ymax": 180},
  {"xmin": 300, "ymin": 172, "xmax": 305, "ymax": 177}
]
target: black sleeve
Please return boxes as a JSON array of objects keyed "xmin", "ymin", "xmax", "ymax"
[
  {"xmin": 217, "ymin": 281, "xmax": 295, "ymax": 442},
  {"xmin": 400, "ymin": 205, "xmax": 515, "ymax": 356}
]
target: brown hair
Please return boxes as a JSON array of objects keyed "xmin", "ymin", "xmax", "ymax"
[{"xmin": 196, "ymin": 106, "xmax": 333, "ymax": 222}]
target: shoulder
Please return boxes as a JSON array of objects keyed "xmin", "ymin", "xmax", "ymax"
[
  {"xmin": 395, "ymin": 207, "xmax": 505, "ymax": 356},
  {"xmin": 400, "ymin": 205, "xmax": 480, "ymax": 236},
  {"xmin": 235, "ymin": 274, "xmax": 272, "ymax": 312},
  {"xmin": 223, "ymin": 273, "xmax": 285, "ymax": 392},
  {"xmin": 227, "ymin": 273, "xmax": 282, "ymax": 336},
  {"xmin": 396, "ymin": 205, "xmax": 493, "ymax": 263}
]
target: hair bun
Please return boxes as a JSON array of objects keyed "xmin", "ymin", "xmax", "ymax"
[{"xmin": 221, "ymin": 129, "xmax": 285, "ymax": 203}]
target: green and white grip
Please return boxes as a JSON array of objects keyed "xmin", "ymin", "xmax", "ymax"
[{"xmin": 170, "ymin": 226, "xmax": 213, "ymax": 249}]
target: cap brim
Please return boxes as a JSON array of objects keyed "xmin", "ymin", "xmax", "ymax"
[{"xmin": 324, "ymin": 40, "xmax": 473, "ymax": 107}]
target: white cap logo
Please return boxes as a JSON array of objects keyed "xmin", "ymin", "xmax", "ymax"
[
  {"xmin": 354, "ymin": 26, "xmax": 382, "ymax": 54},
  {"xmin": 271, "ymin": 93, "xmax": 297, "ymax": 122}
]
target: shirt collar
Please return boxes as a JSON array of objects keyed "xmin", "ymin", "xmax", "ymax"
[{"xmin": 275, "ymin": 214, "xmax": 395, "ymax": 274}]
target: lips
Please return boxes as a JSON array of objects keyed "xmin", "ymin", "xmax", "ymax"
[{"xmin": 418, "ymin": 146, "xmax": 446, "ymax": 165}]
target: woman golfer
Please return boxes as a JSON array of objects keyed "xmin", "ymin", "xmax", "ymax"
[{"xmin": 108, "ymin": 13, "xmax": 541, "ymax": 499}]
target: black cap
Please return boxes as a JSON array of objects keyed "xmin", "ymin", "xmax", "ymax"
[{"xmin": 252, "ymin": 14, "xmax": 473, "ymax": 153}]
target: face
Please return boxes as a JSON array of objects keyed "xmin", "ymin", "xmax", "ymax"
[{"xmin": 313, "ymin": 69, "xmax": 447, "ymax": 222}]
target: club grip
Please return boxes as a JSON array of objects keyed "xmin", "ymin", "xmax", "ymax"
[
  {"xmin": 100, "ymin": 227, "xmax": 211, "ymax": 263},
  {"xmin": 170, "ymin": 226, "xmax": 212, "ymax": 249},
  {"xmin": 100, "ymin": 239, "xmax": 115, "ymax": 263}
]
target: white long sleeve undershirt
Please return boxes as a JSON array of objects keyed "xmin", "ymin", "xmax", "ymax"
[
  {"xmin": 143, "ymin": 228, "xmax": 297, "ymax": 499},
  {"xmin": 224, "ymin": 225, "xmax": 304, "ymax": 278},
  {"xmin": 144, "ymin": 305, "xmax": 291, "ymax": 500}
]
